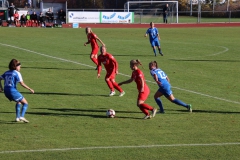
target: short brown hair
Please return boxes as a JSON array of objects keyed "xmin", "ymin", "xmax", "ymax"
[{"xmin": 8, "ymin": 59, "xmax": 20, "ymax": 70}]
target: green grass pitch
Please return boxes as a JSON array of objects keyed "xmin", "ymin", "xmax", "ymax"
[{"xmin": 0, "ymin": 27, "xmax": 239, "ymax": 159}]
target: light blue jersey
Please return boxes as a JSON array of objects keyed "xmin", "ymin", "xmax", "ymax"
[
  {"xmin": 146, "ymin": 27, "xmax": 160, "ymax": 47},
  {"xmin": 150, "ymin": 68, "xmax": 172, "ymax": 97},
  {"xmin": 0, "ymin": 70, "xmax": 24, "ymax": 102}
]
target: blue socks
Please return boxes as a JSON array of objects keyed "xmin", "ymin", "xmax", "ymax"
[
  {"xmin": 15, "ymin": 103, "xmax": 28, "ymax": 118},
  {"xmin": 172, "ymin": 99, "xmax": 188, "ymax": 108},
  {"xmin": 15, "ymin": 103, "xmax": 21, "ymax": 118},
  {"xmin": 21, "ymin": 104, "xmax": 28, "ymax": 117},
  {"xmin": 155, "ymin": 98, "xmax": 164, "ymax": 112},
  {"xmin": 153, "ymin": 48, "xmax": 156, "ymax": 56}
]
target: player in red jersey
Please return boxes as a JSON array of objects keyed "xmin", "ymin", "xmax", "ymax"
[
  {"xmin": 84, "ymin": 27, "xmax": 105, "ymax": 68},
  {"xmin": 118, "ymin": 59, "xmax": 157, "ymax": 119},
  {"xmin": 97, "ymin": 46, "xmax": 125, "ymax": 97}
]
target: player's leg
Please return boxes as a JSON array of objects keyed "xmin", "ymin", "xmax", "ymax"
[
  {"xmin": 154, "ymin": 89, "xmax": 165, "ymax": 113},
  {"xmin": 109, "ymin": 71, "xmax": 124, "ymax": 96},
  {"xmin": 105, "ymin": 74, "xmax": 115, "ymax": 96},
  {"xmin": 19, "ymin": 98, "xmax": 29, "ymax": 122},
  {"xmin": 15, "ymin": 102, "xmax": 21, "ymax": 121},
  {"xmin": 156, "ymin": 41, "xmax": 163, "ymax": 56},
  {"xmin": 137, "ymin": 87, "xmax": 157, "ymax": 119},
  {"xmin": 167, "ymin": 94, "xmax": 191, "ymax": 112},
  {"xmin": 90, "ymin": 48, "xmax": 98, "ymax": 66}
]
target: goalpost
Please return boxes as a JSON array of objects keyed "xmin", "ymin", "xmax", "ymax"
[{"xmin": 124, "ymin": 1, "xmax": 178, "ymax": 23}]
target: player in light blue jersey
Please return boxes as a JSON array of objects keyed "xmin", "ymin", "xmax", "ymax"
[
  {"xmin": 0, "ymin": 59, "xmax": 34, "ymax": 123},
  {"xmin": 149, "ymin": 61, "xmax": 192, "ymax": 113},
  {"xmin": 145, "ymin": 22, "xmax": 163, "ymax": 57}
]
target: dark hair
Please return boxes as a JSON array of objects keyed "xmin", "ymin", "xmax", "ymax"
[
  {"xmin": 8, "ymin": 59, "xmax": 20, "ymax": 70},
  {"xmin": 149, "ymin": 61, "xmax": 158, "ymax": 68}
]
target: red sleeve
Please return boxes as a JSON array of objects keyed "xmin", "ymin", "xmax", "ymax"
[{"xmin": 108, "ymin": 53, "xmax": 118, "ymax": 71}]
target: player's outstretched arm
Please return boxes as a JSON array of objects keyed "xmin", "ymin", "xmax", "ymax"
[
  {"xmin": 118, "ymin": 78, "xmax": 133, "ymax": 86},
  {"xmin": 20, "ymin": 81, "xmax": 34, "ymax": 93}
]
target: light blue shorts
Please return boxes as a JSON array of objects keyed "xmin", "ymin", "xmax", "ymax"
[
  {"xmin": 150, "ymin": 39, "xmax": 160, "ymax": 47},
  {"xmin": 4, "ymin": 89, "xmax": 24, "ymax": 102}
]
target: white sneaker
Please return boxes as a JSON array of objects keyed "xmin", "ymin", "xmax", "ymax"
[
  {"xmin": 109, "ymin": 91, "xmax": 116, "ymax": 96},
  {"xmin": 119, "ymin": 91, "xmax": 125, "ymax": 97},
  {"xmin": 152, "ymin": 108, "xmax": 157, "ymax": 117},
  {"xmin": 20, "ymin": 117, "xmax": 29, "ymax": 123},
  {"xmin": 143, "ymin": 115, "xmax": 152, "ymax": 120},
  {"xmin": 15, "ymin": 118, "xmax": 20, "ymax": 122}
]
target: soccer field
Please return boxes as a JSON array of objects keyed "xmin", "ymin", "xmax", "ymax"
[{"xmin": 0, "ymin": 27, "xmax": 239, "ymax": 159}]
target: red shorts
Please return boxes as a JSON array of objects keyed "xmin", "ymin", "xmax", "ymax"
[
  {"xmin": 106, "ymin": 68, "xmax": 116, "ymax": 79},
  {"xmin": 138, "ymin": 85, "xmax": 150, "ymax": 101},
  {"xmin": 91, "ymin": 47, "xmax": 99, "ymax": 55}
]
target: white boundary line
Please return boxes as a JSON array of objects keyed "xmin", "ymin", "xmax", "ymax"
[
  {"xmin": 0, "ymin": 42, "xmax": 239, "ymax": 105},
  {"xmin": 0, "ymin": 142, "xmax": 240, "ymax": 154}
]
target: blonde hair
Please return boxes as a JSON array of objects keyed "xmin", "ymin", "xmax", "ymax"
[
  {"xmin": 85, "ymin": 27, "xmax": 92, "ymax": 34},
  {"xmin": 130, "ymin": 59, "xmax": 142, "ymax": 67}
]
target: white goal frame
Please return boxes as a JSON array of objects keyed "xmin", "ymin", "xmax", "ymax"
[{"xmin": 125, "ymin": 1, "xmax": 178, "ymax": 23}]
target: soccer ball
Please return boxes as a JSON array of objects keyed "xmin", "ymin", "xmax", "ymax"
[{"xmin": 106, "ymin": 109, "xmax": 115, "ymax": 118}]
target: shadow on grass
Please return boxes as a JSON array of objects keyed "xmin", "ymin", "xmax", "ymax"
[
  {"xmin": 114, "ymin": 54, "xmax": 157, "ymax": 57},
  {"xmin": 21, "ymin": 92, "xmax": 110, "ymax": 97},
  {"xmin": 21, "ymin": 67, "xmax": 94, "ymax": 70},
  {"xmin": 169, "ymin": 59, "xmax": 240, "ymax": 62},
  {"xmin": 168, "ymin": 109, "xmax": 240, "ymax": 114}
]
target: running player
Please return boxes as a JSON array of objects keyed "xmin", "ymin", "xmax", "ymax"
[
  {"xmin": 149, "ymin": 61, "xmax": 192, "ymax": 113},
  {"xmin": 145, "ymin": 22, "xmax": 163, "ymax": 57},
  {"xmin": 97, "ymin": 46, "xmax": 125, "ymax": 97},
  {"xmin": 119, "ymin": 59, "xmax": 157, "ymax": 119},
  {"xmin": 84, "ymin": 27, "xmax": 105, "ymax": 68}
]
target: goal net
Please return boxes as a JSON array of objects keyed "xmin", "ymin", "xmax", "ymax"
[{"xmin": 124, "ymin": 1, "xmax": 178, "ymax": 23}]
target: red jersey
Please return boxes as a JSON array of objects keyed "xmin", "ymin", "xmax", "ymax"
[
  {"xmin": 87, "ymin": 32, "xmax": 99, "ymax": 49},
  {"xmin": 14, "ymin": 13, "xmax": 19, "ymax": 20},
  {"xmin": 131, "ymin": 69, "xmax": 148, "ymax": 92},
  {"xmin": 97, "ymin": 53, "xmax": 118, "ymax": 74}
]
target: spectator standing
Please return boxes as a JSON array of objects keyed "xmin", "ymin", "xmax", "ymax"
[
  {"xmin": 149, "ymin": 61, "xmax": 192, "ymax": 113},
  {"xmin": 57, "ymin": 9, "xmax": 66, "ymax": 24},
  {"xmin": 163, "ymin": 4, "xmax": 170, "ymax": 23},
  {"xmin": 97, "ymin": 46, "xmax": 125, "ymax": 97},
  {"xmin": 118, "ymin": 59, "xmax": 157, "ymax": 120},
  {"xmin": 45, "ymin": 8, "xmax": 54, "ymax": 23},
  {"xmin": 84, "ymin": 27, "xmax": 105, "ymax": 68},
  {"xmin": 0, "ymin": 59, "xmax": 34, "ymax": 123},
  {"xmin": 8, "ymin": 2, "xmax": 16, "ymax": 25},
  {"xmin": 30, "ymin": 11, "xmax": 38, "ymax": 27},
  {"xmin": 145, "ymin": 22, "xmax": 163, "ymax": 57},
  {"xmin": 20, "ymin": 14, "xmax": 26, "ymax": 27}
]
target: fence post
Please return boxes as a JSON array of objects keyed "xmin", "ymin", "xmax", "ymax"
[{"xmin": 229, "ymin": 11, "xmax": 231, "ymax": 22}]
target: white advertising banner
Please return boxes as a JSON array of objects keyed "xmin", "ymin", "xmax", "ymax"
[
  {"xmin": 68, "ymin": 11, "xmax": 100, "ymax": 23},
  {"xmin": 101, "ymin": 12, "xmax": 133, "ymax": 23}
]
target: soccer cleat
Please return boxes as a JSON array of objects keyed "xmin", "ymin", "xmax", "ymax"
[
  {"xmin": 152, "ymin": 108, "xmax": 157, "ymax": 117},
  {"xmin": 15, "ymin": 118, "xmax": 20, "ymax": 122},
  {"xmin": 187, "ymin": 104, "xmax": 192, "ymax": 113},
  {"xmin": 109, "ymin": 91, "xmax": 116, "ymax": 96},
  {"xmin": 119, "ymin": 91, "xmax": 125, "ymax": 97},
  {"xmin": 143, "ymin": 115, "xmax": 152, "ymax": 120},
  {"xmin": 160, "ymin": 52, "xmax": 164, "ymax": 56},
  {"xmin": 20, "ymin": 117, "xmax": 29, "ymax": 123},
  {"xmin": 158, "ymin": 111, "xmax": 165, "ymax": 114}
]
